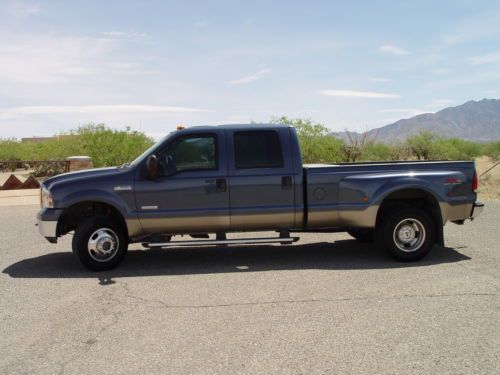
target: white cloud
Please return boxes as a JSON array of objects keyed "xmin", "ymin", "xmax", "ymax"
[
  {"xmin": 469, "ymin": 51, "xmax": 500, "ymax": 65},
  {"xmin": 320, "ymin": 89, "xmax": 400, "ymax": 99},
  {"xmin": 379, "ymin": 45, "xmax": 411, "ymax": 55},
  {"xmin": 0, "ymin": 105, "xmax": 203, "ymax": 119},
  {"xmin": 0, "ymin": 33, "xmax": 117, "ymax": 84},
  {"xmin": 100, "ymin": 31, "xmax": 128, "ymax": 37},
  {"xmin": 227, "ymin": 68, "xmax": 271, "ymax": 85},
  {"xmin": 0, "ymin": 32, "xmax": 154, "ymax": 87},
  {"xmin": 100, "ymin": 31, "xmax": 149, "ymax": 40}
]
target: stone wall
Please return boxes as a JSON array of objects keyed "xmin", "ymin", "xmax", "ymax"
[{"xmin": 66, "ymin": 156, "xmax": 93, "ymax": 172}]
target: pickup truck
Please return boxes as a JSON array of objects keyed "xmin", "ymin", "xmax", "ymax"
[{"xmin": 37, "ymin": 124, "xmax": 483, "ymax": 270}]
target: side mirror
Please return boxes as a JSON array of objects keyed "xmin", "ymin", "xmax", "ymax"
[{"xmin": 146, "ymin": 154, "xmax": 158, "ymax": 179}]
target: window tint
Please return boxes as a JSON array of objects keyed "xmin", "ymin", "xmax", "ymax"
[
  {"xmin": 158, "ymin": 134, "xmax": 217, "ymax": 175},
  {"xmin": 234, "ymin": 130, "xmax": 284, "ymax": 169}
]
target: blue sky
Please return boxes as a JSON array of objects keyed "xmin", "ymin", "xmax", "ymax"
[{"xmin": 1, "ymin": 0, "xmax": 499, "ymax": 139}]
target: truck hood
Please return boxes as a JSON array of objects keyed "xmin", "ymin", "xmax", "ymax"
[{"xmin": 43, "ymin": 167, "xmax": 121, "ymax": 189}]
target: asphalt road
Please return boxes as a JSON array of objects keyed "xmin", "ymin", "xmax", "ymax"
[{"xmin": 1, "ymin": 204, "xmax": 499, "ymax": 374}]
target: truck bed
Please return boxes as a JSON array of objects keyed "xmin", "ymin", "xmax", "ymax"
[{"xmin": 303, "ymin": 160, "xmax": 476, "ymax": 229}]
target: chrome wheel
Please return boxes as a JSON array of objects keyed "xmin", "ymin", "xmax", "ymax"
[
  {"xmin": 392, "ymin": 218, "xmax": 426, "ymax": 252},
  {"xmin": 87, "ymin": 228, "xmax": 120, "ymax": 262}
]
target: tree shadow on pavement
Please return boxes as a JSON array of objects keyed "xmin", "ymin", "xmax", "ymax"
[{"xmin": 3, "ymin": 240, "xmax": 470, "ymax": 283}]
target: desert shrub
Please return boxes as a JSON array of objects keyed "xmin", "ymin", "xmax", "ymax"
[
  {"xmin": 433, "ymin": 138, "xmax": 482, "ymax": 160},
  {"xmin": 360, "ymin": 142, "xmax": 394, "ymax": 161},
  {"xmin": 482, "ymin": 141, "xmax": 500, "ymax": 160},
  {"xmin": 72, "ymin": 124, "xmax": 154, "ymax": 167},
  {"xmin": 32, "ymin": 162, "xmax": 68, "ymax": 177},
  {"xmin": 0, "ymin": 124, "xmax": 154, "ymax": 168},
  {"xmin": 0, "ymin": 157, "xmax": 21, "ymax": 172},
  {"xmin": 0, "ymin": 139, "xmax": 23, "ymax": 161},
  {"xmin": 390, "ymin": 143, "xmax": 413, "ymax": 160},
  {"xmin": 406, "ymin": 131, "xmax": 484, "ymax": 160},
  {"xmin": 406, "ymin": 131, "xmax": 440, "ymax": 160},
  {"xmin": 270, "ymin": 116, "xmax": 344, "ymax": 163},
  {"xmin": 340, "ymin": 131, "xmax": 371, "ymax": 162}
]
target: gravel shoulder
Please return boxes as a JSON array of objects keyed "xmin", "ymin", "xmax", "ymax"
[{"xmin": 0, "ymin": 203, "xmax": 499, "ymax": 374}]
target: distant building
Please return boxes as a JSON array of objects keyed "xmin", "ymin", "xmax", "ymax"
[{"xmin": 21, "ymin": 135, "xmax": 74, "ymax": 143}]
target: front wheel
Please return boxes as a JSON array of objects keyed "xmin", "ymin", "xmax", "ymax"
[
  {"xmin": 72, "ymin": 216, "xmax": 128, "ymax": 271},
  {"xmin": 376, "ymin": 207, "xmax": 436, "ymax": 261}
]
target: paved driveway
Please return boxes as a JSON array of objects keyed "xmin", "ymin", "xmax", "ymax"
[{"xmin": 1, "ymin": 204, "xmax": 499, "ymax": 374}]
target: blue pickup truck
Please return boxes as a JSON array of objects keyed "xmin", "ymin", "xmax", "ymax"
[{"xmin": 37, "ymin": 124, "xmax": 483, "ymax": 270}]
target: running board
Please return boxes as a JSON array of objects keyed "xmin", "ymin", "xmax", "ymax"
[{"xmin": 149, "ymin": 236, "xmax": 300, "ymax": 248}]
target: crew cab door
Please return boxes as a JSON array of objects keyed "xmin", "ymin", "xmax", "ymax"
[
  {"xmin": 226, "ymin": 127, "xmax": 296, "ymax": 230},
  {"xmin": 134, "ymin": 130, "xmax": 229, "ymax": 234}
]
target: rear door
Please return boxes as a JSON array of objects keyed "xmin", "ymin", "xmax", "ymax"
[
  {"xmin": 134, "ymin": 129, "xmax": 229, "ymax": 234},
  {"xmin": 226, "ymin": 127, "xmax": 296, "ymax": 230}
]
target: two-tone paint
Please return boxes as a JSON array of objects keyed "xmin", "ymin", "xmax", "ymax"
[{"xmin": 37, "ymin": 124, "xmax": 481, "ymax": 244}]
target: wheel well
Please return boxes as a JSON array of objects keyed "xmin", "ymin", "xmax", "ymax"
[
  {"xmin": 57, "ymin": 201, "xmax": 127, "ymax": 236},
  {"xmin": 376, "ymin": 188, "xmax": 443, "ymax": 229}
]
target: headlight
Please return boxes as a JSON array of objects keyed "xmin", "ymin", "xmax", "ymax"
[{"xmin": 41, "ymin": 187, "xmax": 53, "ymax": 208}]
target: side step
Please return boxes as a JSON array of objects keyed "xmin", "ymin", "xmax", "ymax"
[{"xmin": 148, "ymin": 236, "xmax": 300, "ymax": 248}]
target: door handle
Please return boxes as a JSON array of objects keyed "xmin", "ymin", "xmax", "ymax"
[
  {"xmin": 281, "ymin": 176, "xmax": 292, "ymax": 190},
  {"xmin": 216, "ymin": 178, "xmax": 227, "ymax": 192}
]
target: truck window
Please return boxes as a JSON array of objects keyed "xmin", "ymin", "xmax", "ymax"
[
  {"xmin": 158, "ymin": 134, "xmax": 217, "ymax": 175},
  {"xmin": 234, "ymin": 130, "xmax": 284, "ymax": 169}
]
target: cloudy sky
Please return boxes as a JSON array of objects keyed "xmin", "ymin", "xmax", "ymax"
[{"xmin": 1, "ymin": 0, "xmax": 500, "ymax": 139}]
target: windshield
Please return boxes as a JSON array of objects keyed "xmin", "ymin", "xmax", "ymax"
[{"xmin": 128, "ymin": 134, "xmax": 170, "ymax": 167}]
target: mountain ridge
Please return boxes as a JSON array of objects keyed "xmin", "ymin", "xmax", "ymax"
[{"xmin": 333, "ymin": 98, "xmax": 500, "ymax": 142}]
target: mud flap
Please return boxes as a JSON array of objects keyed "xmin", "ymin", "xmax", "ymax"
[{"xmin": 436, "ymin": 224, "xmax": 444, "ymax": 247}]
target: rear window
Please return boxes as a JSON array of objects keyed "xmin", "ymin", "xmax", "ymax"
[{"xmin": 234, "ymin": 130, "xmax": 284, "ymax": 169}]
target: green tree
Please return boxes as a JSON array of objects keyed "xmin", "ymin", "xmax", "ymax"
[
  {"xmin": 270, "ymin": 116, "xmax": 344, "ymax": 163},
  {"xmin": 0, "ymin": 124, "xmax": 154, "ymax": 168},
  {"xmin": 406, "ymin": 131, "xmax": 439, "ymax": 160}
]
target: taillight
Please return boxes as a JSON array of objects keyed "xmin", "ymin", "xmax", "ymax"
[{"xmin": 472, "ymin": 171, "xmax": 478, "ymax": 193}]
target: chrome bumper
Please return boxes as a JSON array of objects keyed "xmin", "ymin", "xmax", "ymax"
[
  {"xmin": 470, "ymin": 202, "xmax": 484, "ymax": 220},
  {"xmin": 37, "ymin": 217, "xmax": 57, "ymax": 238}
]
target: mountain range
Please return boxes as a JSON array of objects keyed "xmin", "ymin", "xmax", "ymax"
[{"xmin": 333, "ymin": 98, "xmax": 500, "ymax": 142}]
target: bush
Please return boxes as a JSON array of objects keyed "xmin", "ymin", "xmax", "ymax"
[
  {"xmin": 1, "ymin": 118, "xmax": 498, "ymax": 167},
  {"xmin": 405, "ymin": 131, "xmax": 484, "ymax": 161},
  {"xmin": 406, "ymin": 131, "xmax": 439, "ymax": 160},
  {"xmin": 32, "ymin": 162, "xmax": 68, "ymax": 177},
  {"xmin": 0, "ymin": 124, "xmax": 154, "ymax": 168},
  {"xmin": 482, "ymin": 141, "xmax": 500, "ymax": 160},
  {"xmin": 360, "ymin": 142, "xmax": 394, "ymax": 161},
  {"xmin": 72, "ymin": 124, "xmax": 154, "ymax": 167},
  {"xmin": 270, "ymin": 116, "xmax": 344, "ymax": 163}
]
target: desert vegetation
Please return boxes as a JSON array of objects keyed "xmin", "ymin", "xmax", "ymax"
[
  {"xmin": 272, "ymin": 116, "xmax": 500, "ymax": 163},
  {"xmin": 1, "ymin": 119, "xmax": 499, "ymax": 170},
  {"xmin": 0, "ymin": 124, "xmax": 154, "ymax": 169}
]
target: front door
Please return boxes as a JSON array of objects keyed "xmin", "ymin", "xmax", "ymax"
[
  {"xmin": 226, "ymin": 127, "xmax": 296, "ymax": 230},
  {"xmin": 134, "ymin": 130, "xmax": 229, "ymax": 234}
]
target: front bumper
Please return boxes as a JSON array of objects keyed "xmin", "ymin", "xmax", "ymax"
[
  {"xmin": 470, "ymin": 201, "xmax": 484, "ymax": 220},
  {"xmin": 36, "ymin": 208, "xmax": 63, "ymax": 243}
]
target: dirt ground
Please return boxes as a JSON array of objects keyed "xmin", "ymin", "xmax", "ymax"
[{"xmin": 476, "ymin": 156, "xmax": 500, "ymax": 201}]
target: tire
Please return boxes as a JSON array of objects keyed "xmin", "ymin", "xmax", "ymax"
[
  {"xmin": 72, "ymin": 216, "xmax": 128, "ymax": 271},
  {"xmin": 376, "ymin": 207, "xmax": 435, "ymax": 261},
  {"xmin": 347, "ymin": 229, "xmax": 374, "ymax": 243}
]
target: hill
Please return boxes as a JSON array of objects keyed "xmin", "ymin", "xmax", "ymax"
[{"xmin": 334, "ymin": 98, "xmax": 500, "ymax": 142}]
